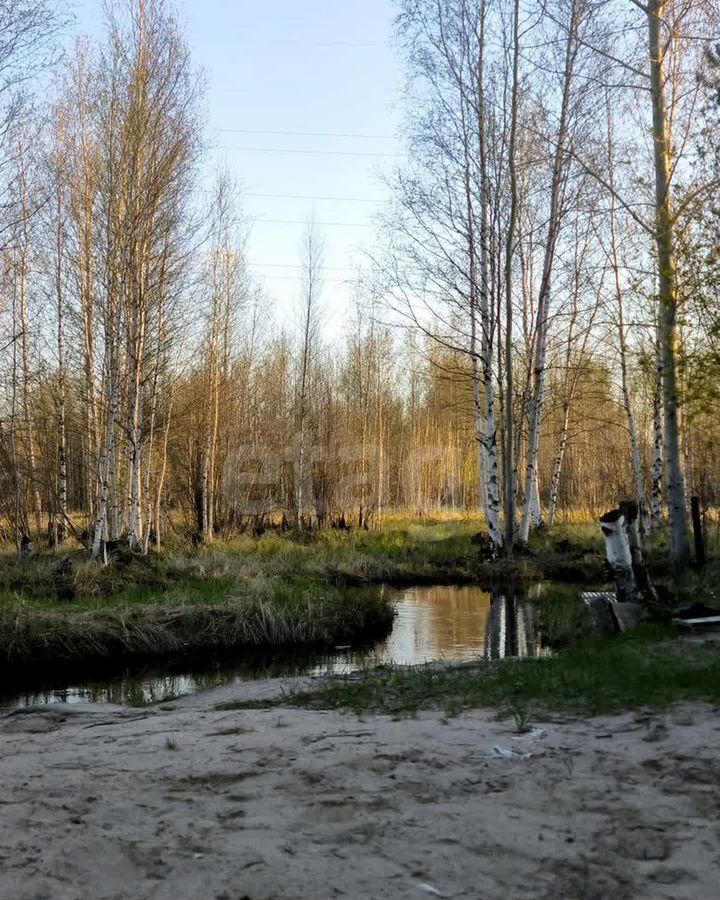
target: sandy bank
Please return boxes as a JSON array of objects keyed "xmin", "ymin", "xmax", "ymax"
[{"xmin": 1, "ymin": 677, "xmax": 718, "ymax": 899}]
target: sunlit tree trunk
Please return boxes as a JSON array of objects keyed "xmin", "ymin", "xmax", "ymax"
[
  {"xmin": 503, "ymin": 0, "xmax": 521, "ymax": 556},
  {"xmin": 650, "ymin": 314, "xmax": 663, "ymax": 530},
  {"xmin": 53, "ymin": 111, "xmax": 69, "ymax": 543},
  {"xmin": 126, "ymin": 288, "xmax": 147, "ymax": 551},
  {"xmin": 547, "ymin": 397, "xmax": 571, "ymax": 530},
  {"xmin": 92, "ymin": 304, "xmax": 121, "ymax": 561},
  {"xmin": 606, "ymin": 102, "xmax": 649, "ymax": 535},
  {"xmin": 69, "ymin": 47, "xmax": 100, "ymax": 529},
  {"xmin": 296, "ymin": 220, "xmax": 323, "ymax": 526},
  {"xmin": 142, "ymin": 258, "xmax": 167, "ymax": 555},
  {"xmin": 646, "ymin": 0, "xmax": 690, "ymax": 570},
  {"xmin": 476, "ymin": 1, "xmax": 501, "ymax": 550},
  {"xmin": 463, "ymin": 109, "xmax": 491, "ymax": 531},
  {"xmin": 154, "ymin": 385, "xmax": 174, "ymax": 552},
  {"xmin": 16, "ymin": 147, "xmax": 43, "ymax": 540},
  {"xmin": 519, "ymin": 0, "xmax": 580, "ymax": 544},
  {"xmin": 546, "ymin": 231, "xmax": 598, "ymax": 530}
]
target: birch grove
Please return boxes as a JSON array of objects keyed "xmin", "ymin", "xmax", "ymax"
[{"xmin": 0, "ymin": 0, "xmax": 717, "ymax": 570}]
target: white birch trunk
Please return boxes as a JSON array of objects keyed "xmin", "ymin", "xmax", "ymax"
[
  {"xmin": 109, "ymin": 424, "xmax": 120, "ymax": 542},
  {"xmin": 154, "ymin": 375, "xmax": 175, "ymax": 553},
  {"xmin": 503, "ymin": 0, "xmax": 521, "ymax": 555},
  {"xmin": 470, "ymin": 301, "xmax": 490, "ymax": 525},
  {"xmin": 546, "ymin": 400, "xmax": 571, "ymax": 530},
  {"xmin": 529, "ymin": 469, "xmax": 541, "ymax": 530},
  {"xmin": 483, "ymin": 363, "xmax": 501, "ymax": 548},
  {"xmin": 650, "ymin": 330, "xmax": 663, "ymax": 530},
  {"xmin": 92, "ymin": 353, "xmax": 119, "ymax": 561},
  {"xmin": 17, "ymin": 153, "xmax": 43, "ymax": 539},
  {"xmin": 56, "ymin": 194, "xmax": 68, "ymax": 543},
  {"xmin": 74, "ymin": 55, "xmax": 99, "ymax": 529},
  {"xmin": 519, "ymin": 0, "xmax": 579, "ymax": 545},
  {"xmin": 462, "ymin": 12, "xmax": 501, "ymax": 550},
  {"xmin": 127, "ymin": 309, "xmax": 145, "ymax": 551},
  {"xmin": 607, "ymin": 101, "xmax": 649, "ymax": 537},
  {"xmin": 92, "ymin": 278, "xmax": 123, "ymax": 561},
  {"xmin": 647, "ymin": 0, "xmax": 690, "ymax": 570},
  {"xmin": 479, "ymin": 132, "xmax": 501, "ymax": 548},
  {"xmin": 142, "ymin": 286, "xmax": 164, "ymax": 555}
]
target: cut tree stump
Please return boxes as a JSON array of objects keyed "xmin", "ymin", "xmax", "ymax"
[
  {"xmin": 599, "ymin": 501, "xmax": 657, "ymax": 606},
  {"xmin": 581, "ymin": 592, "xmax": 644, "ymax": 635}
]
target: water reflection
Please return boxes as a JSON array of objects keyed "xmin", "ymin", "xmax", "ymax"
[
  {"xmin": 483, "ymin": 592, "xmax": 541, "ymax": 660},
  {"xmin": 1, "ymin": 583, "xmax": 545, "ymax": 707},
  {"xmin": 381, "ymin": 584, "xmax": 493, "ymax": 664}
]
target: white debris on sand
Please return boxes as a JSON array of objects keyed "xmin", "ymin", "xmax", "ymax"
[{"xmin": 0, "ymin": 677, "xmax": 718, "ymax": 899}]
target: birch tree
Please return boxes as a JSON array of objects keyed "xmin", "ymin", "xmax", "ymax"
[
  {"xmin": 49, "ymin": 101, "xmax": 69, "ymax": 542},
  {"xmin": 503, "ymin": 0, "xmax": 521, "ymax": 554},
  {"xmin": 643, "ymin": 0, "xmax": 690, "ymax": 569},
  {"xmin": 295, "ymin": 218, "xmax": 324, "ymax": 527},
  {"xmin": 545, "ymin": 213, "xmax": 600, "ymax": 530},
  {"xmin": 518, "ymin": 0, "xmax": 587, "ymax": 545},
  {"xmin": 91, "ymin": 0, "xmax": 200, "ymax": 558},
  {"xmin": 201, "ymin": 171, "xmax": 243, "ymax": 542},
  {"xmin": 604, "ymin": 99, "xmax": 649, "ymax": 534},
  {"xmin": 13, "ymin": 135, "xmax": 42, "ymax": 540},
  {"xmin": 388, "ymin": 0, "xmax": 511, "ymax": 552}
]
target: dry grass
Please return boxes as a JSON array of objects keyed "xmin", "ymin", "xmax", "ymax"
[{"xmin": 0, "ymin": 581, "xmax": 394, "ymax": 669}]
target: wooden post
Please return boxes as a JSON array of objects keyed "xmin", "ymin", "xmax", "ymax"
[{"xmin": 691, "ymin": 496, "xmax": 706, "ymax": 569}]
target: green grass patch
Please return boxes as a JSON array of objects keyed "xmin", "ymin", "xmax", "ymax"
[
  {"xmin": 670, "ymin": 560, "xmax": 720, "ymax": 610},
  {"xmin": 286, "ymin": 626, "xmax": 720, "ymax": 718},
  {"xmin": 527, "ymin": 523, "xmax": 603, "ymax": 554},
  {"xmin": 214, "ymin": 698, "xmax": 281, "ymax": 711},
  {"xmin": 0, "ymin": 518, "xmax": 622, "ymax": 624},
  {"xmin": 536, "ymin": 587, "xmax": 595, "ymax": 649}
]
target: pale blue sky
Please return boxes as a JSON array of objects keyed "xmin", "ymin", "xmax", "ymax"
[{"xmin": 72, "ymin": 0, "xmax": 406, "ymax": 338}]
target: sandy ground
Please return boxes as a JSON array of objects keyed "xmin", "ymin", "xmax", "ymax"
[{"xmin": 1, "ymin": 677, "xmax": 719, "ymax": 900}]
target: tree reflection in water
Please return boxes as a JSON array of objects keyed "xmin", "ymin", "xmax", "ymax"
[
  {"xmin": 483, "ymin": 590, "xmax": 541, "ymax": 660},
  {"xmin": 3, "ymin": 583, "xmax": 547, "ymax": 707}
]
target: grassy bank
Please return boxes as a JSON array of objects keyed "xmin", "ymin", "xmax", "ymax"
[
  {"xmin": 0, "ymin": 515, "xmax": 614, "ymax": 605},
  {"xmin": 282, "ymin": 626, "xmax": 720, "ymax": 720},
  {"xmin": 0, "ymin": 515, "xmax": 510, "ymax": 672},
  {"xmin": 0, "ymin": 514, "xmax": 717, "ymax": 673},
  {"xmin": 0, "ymin": 579, "xmax": 394, "ymax": 670}
]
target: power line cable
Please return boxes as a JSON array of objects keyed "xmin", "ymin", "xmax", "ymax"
[
  {"xmin": 214, "ymin": 145, "xmax": 403, "ymax": 159},
  {"xmin": 253, "ymin": 218, "xmax": 374, "ymax": 227},
  {"xmin": 259, "ymin": 274, "xmax": 352, "ymax": 283},
  {"xmin": 248, "ymin": 262, "xmax": 358, "ymax": 271},
  {"xmin": 214, "ymin": 128, "xmax": 397, "ymax": 140},
  {"xmin": 244, "ymin": 191, "xmax": 383, "ymax": 204},
  {"xmin": 258, "ymin": 39, "xmax": 385, "ymax": 48}
]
